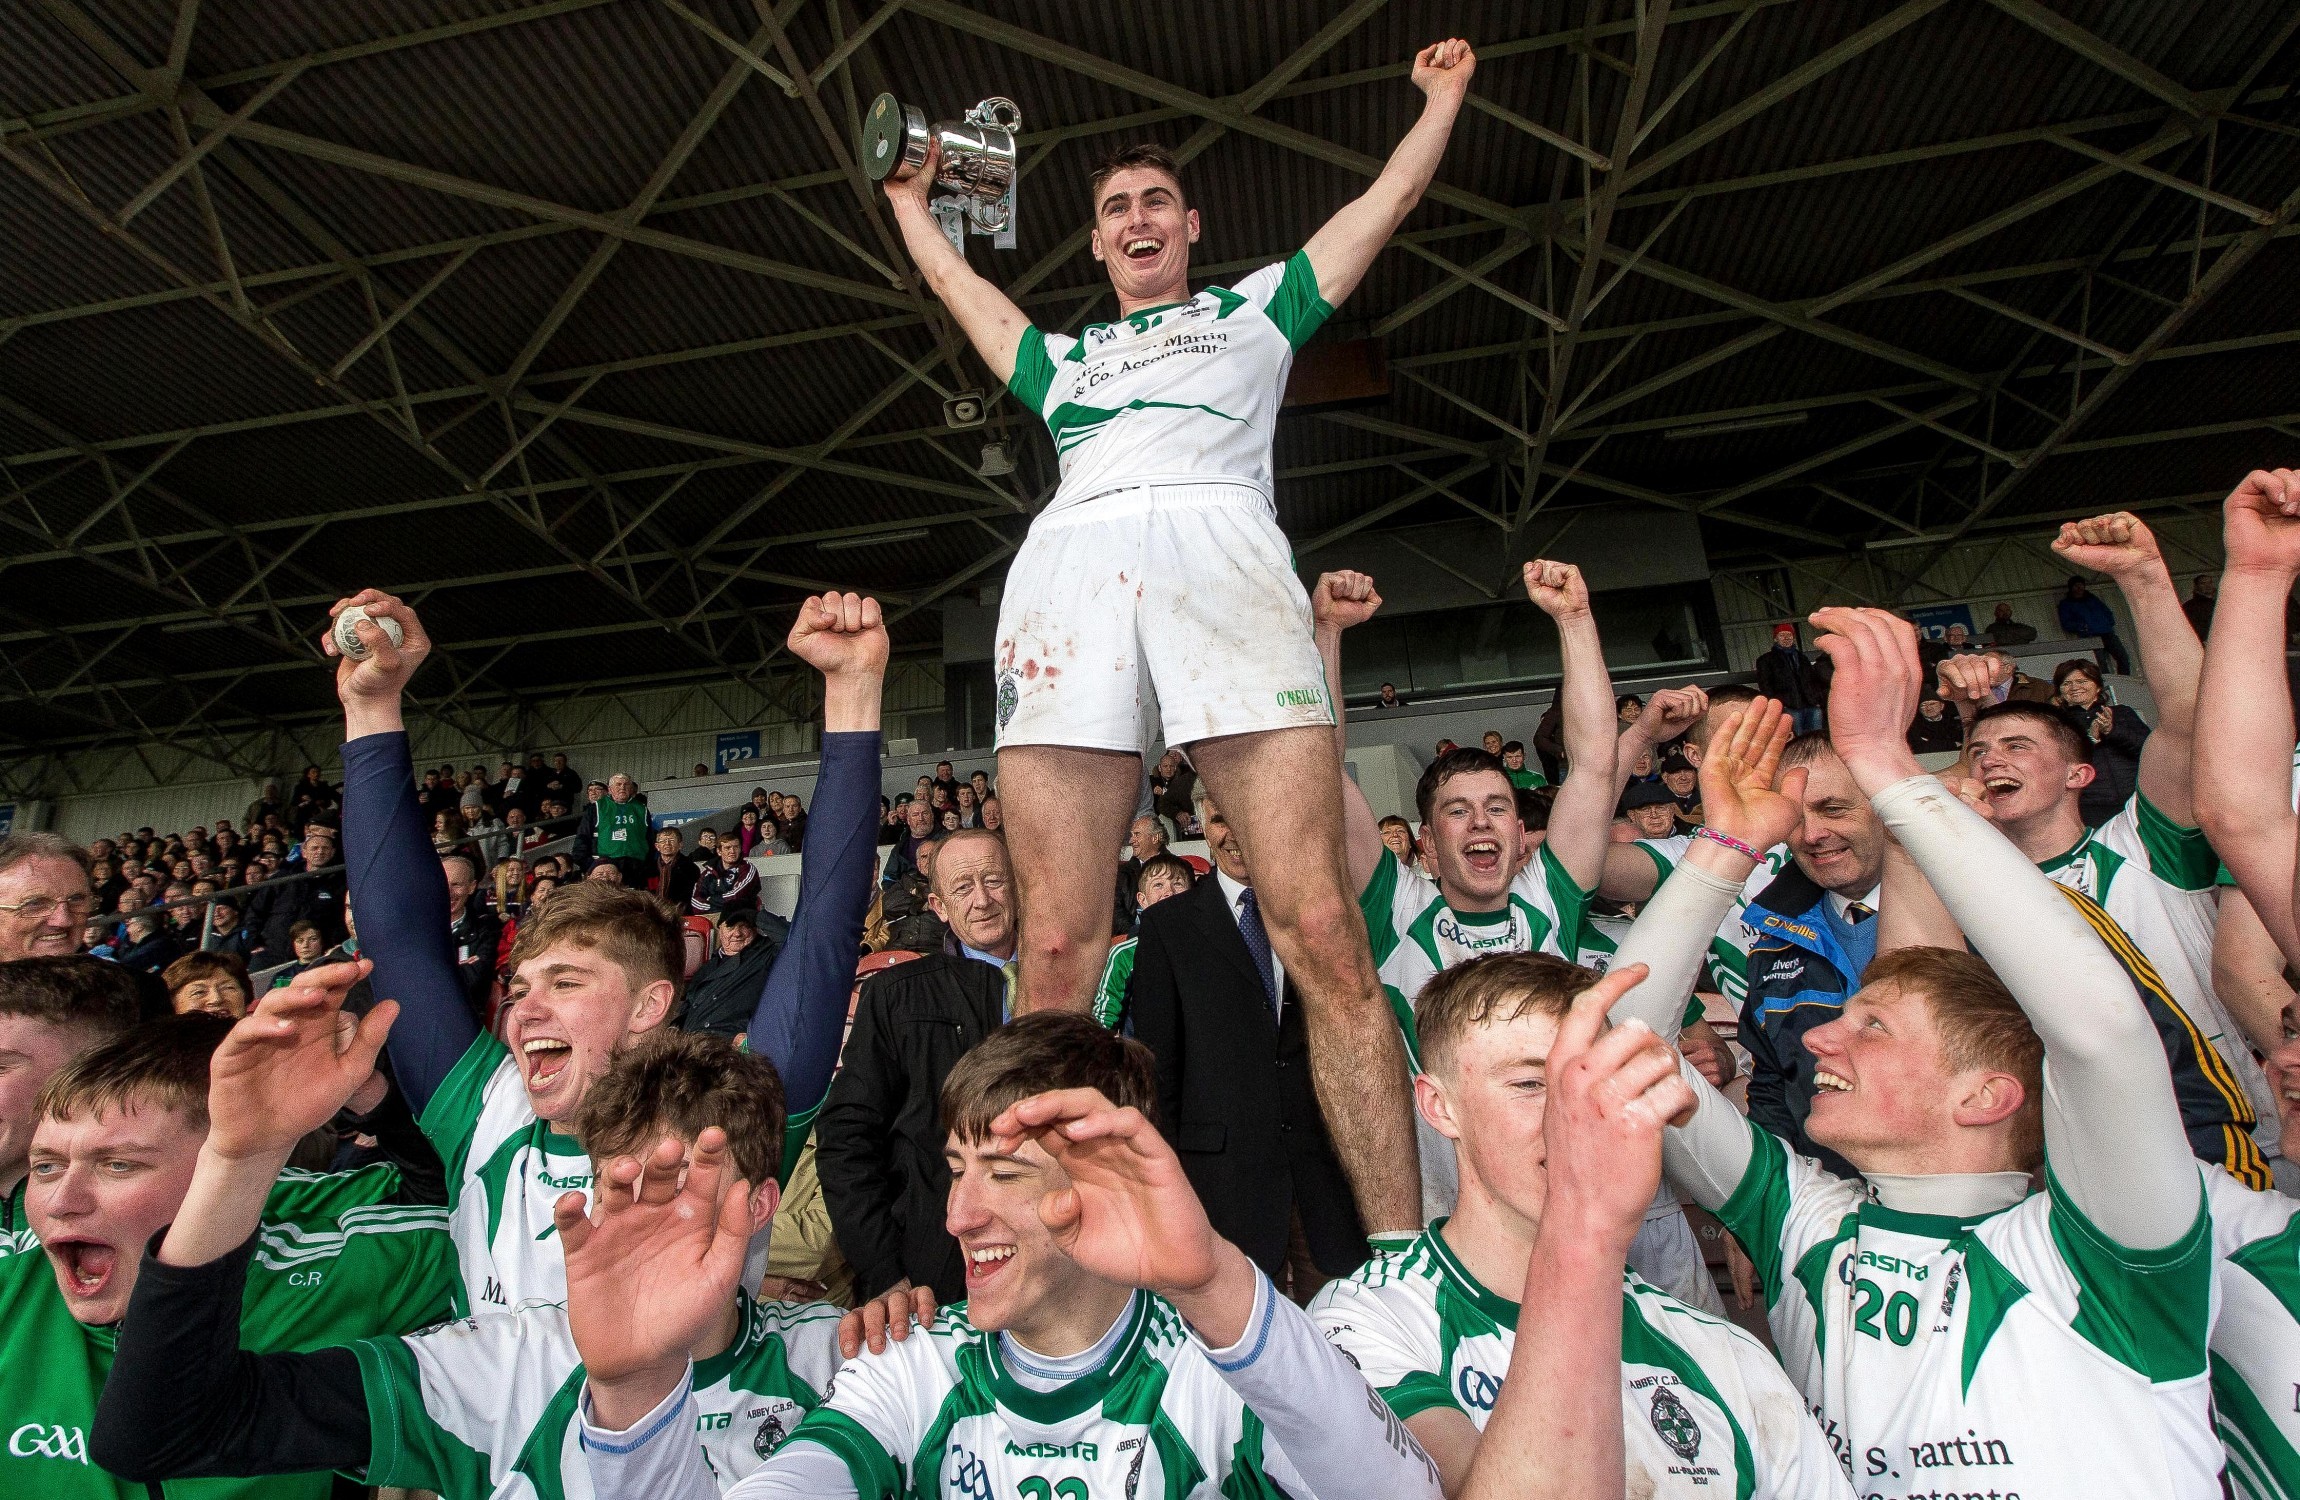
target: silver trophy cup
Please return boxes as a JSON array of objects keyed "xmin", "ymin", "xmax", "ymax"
[{"xmin": 863, "ymin": 93, "xmax": 1021, "ymax": 250}]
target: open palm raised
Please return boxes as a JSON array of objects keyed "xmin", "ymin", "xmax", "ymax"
[
  {"xmin": 557, "ymin": 1129, "xmax": 752, "ymax": 1385},
  {"xmin": 990, "ymin": 1089, "xmax": 1221, "ymax": 1299},
  {"xmin": 1695, "ymin": 695, "xmax": 1805, "ymax": 855}
]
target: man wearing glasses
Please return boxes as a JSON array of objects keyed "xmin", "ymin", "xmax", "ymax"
[{"xmin": 0, "ymin": 834, "xmax": 95, "ymax": 963}]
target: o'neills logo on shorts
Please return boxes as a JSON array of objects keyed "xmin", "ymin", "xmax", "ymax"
[{"xmin": 1273, "ymin": 686, "xmax": 1325, "ymax": 709}]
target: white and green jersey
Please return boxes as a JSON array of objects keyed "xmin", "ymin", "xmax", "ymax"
[
  {"xmin": 1631, "ymin": 834, "xmax": 1795, "ymax": 1011},
  {"xmin": 2040, "ymin": 792, "xmax": 2279, "ymax": 1151},
  {"xmin": 1361, "ymin": 844, "xmax": 1591, "ymax": 1221},
  {"xmin": 1718, "ymin": 1119, "xmax": 2220, "ymax": 1499},
  {"xmin": 2206, "ymin": 1168, "xmax": 2300, "ymax": 1498},
  {"xmin": 1361, "ymin": 842, "xmax": 1595, "ymax": 1069},
  {"xmin": 0, "ymin": 1165, "xmax": 452, "ymax": 1500},
  {"xmin": 357, "ymin": 1292, "xmax": 844, "ymax": 1499},
  {"xmin": 1005, "ymin": 253, "xmax": 1332, "ymax": 518},
  {"xmin": 1310, "ymin": 1225, "xmax": 1850, "ymax": 1498},
  {"xmin": 423, "ymin": 1030, "xmax": 596, "ymax": 1315},
  {"xmin": 1094, "ymin": 938, "xmax": 1135, "ymax": 1031},
  {"xmin": 786, "ymin": 1293, "xmax": 1311, "ymax": 1499}
]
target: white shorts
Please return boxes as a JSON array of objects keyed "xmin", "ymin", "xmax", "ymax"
[{"xmin": 994, "ymin": 484, "xmax": 1333, "ymax": 753}]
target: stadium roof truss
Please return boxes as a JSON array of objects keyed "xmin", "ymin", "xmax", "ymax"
[{"xmin": 3, "ymin": 0, "xmax": 2298, "ymax": 773}]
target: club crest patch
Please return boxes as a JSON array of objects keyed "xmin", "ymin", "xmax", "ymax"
[
  {"xmin": 1649, "ymin": 1384, "xmax": 1702, "ymax": 1461},
  {"xmin": 997, "ymin": 672, "xmax": 1019, "ymax": 729}
]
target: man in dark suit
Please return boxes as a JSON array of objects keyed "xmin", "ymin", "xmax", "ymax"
[
  {"xmin": 644, "ymin": 827, "xmax": 702, "ymax": 910},
  {"xmin": 817, "ymin": 826, "xmax": 1015, "ymax": 1306},
  {"xmin": 1128, "ymin": 787, "xmax": 1368, "ymax": 1298}
]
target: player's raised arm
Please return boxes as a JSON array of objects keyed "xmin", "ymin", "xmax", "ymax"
[
  {"xmin": 743, "ymin": 594, "xmax": 888, "ymax": 1177},
  {"xmin": 1310, "ymin": 569, "xmax": 1391, "ymax": 893},
  {"xmin": 1465, "ymin": 972, "xmax": 1694, "ymax": 1500},
  {"xmin": 1596, "ymin": 687, "xmax": 1711, "ymax": 902},
  {"xmin": 1811, "ymin": 606, "xmax": 2198, "ymax": 1250},
  {"xmin": 1523, "ymin": 561, "xmax": 1619, "ymax": 892},
  {"xmin": 1606, "ymin": 698, "xmax": 1803, "ymax": 1039},
  {"xmin": 2194, "ymin": 469, "xmax": 2300, "ymax": 967},
  {"xmin": 884, "ymin": 143, "xmax": 1031, "ymax": 384},
  {"xmin": 1302, "ymin": 40, "xmax": 1475, "ymax": 308},
  {"xmin": 2052, "ymin": 513, "xmax": 2202, "ymax": 823},
  {"xmin": 328, "ymin": 590, "xmax": 476, "ymax": 1113}
]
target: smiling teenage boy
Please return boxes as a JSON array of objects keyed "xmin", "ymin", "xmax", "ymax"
[
  {"xmin": 329, "ymin": 588, "xmax": 888, "ymax": 1313},
  {"xmin": 90, "ymin": 1011, "xmax": 928, "ymax": 1500},
  {"xmin": 566, "ymin": 1013, "xmax": 1443, "ymax": 1500},
  {"xmin": 1615, "ymin": 607, "xmax": 2221, "ymax": 1500},
  {"xmin": 0, "ymin": 964, "xmax": 451, "ymax": 1500}
]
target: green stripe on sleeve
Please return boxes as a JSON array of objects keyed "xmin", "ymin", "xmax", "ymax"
[
  {"xmin": 419, "ymin": 1031, "xmax": 510, "ymax": 1188},
  {"xmin": 1005, "ymin": 326, "xmax": 1058, "ymax": 416},
  {"xmin": 788, "ymin": 1407, "xmax": 906, "ymax": 1499},
  {"xmin": 2131, "ymin": 791, "xmax": 2220, "ymax": 891},
  {"xmin": 1267, "ymin": 251, "xmax": 1335, "ymax": 349},
  {"xmin": 2047, "ymin": 1163, "xmax": 2212, "ymax": 1381}
]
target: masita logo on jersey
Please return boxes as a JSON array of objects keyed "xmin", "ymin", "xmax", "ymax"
[{"xmin": 9, "ymin": 1422, "xmax": 89, "ymax": 1463}]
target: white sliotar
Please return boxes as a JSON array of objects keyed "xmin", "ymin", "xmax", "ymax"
[{"xmin": 333, "ymin": 605, "xmax": 404, "ymax": 661}]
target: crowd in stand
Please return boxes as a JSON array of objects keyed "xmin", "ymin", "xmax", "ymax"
[{"xmin": 5, "ymin": 474, "xmax": 2300, "ymax": 1500}]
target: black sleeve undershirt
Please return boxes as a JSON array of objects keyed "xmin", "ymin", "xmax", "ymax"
[{"xmin": 91, "ymin": 1229, "xmax": 374, "ymax": 1484}]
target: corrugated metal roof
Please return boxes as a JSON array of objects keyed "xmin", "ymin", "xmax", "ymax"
[{"xmin": 4, "ymin": 0, "xmax": 2298, "ymax": 758}]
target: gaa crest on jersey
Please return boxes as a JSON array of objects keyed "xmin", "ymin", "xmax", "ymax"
[
  {"xmin": 1648, "ymin": 1384, "xmax": 1703, "ymax": 1461},
  {"xmin": 997, "ymin": 672, "xmax": 1019, "ymax": 729}
]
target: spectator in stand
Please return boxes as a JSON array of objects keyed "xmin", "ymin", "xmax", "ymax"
[
  {"xmin": 588, "ymin": 773, "xmax": 650, "ymax": 884},
  {"xmin": 288, "ymin": 764, "xmax": 336, "ymax": 832},
  {"xmin": 1614, "ymin": 692, "xmax": 1644, "ymax": 727},
  {"xmin": 442, "ymin": 853, "xmax": 500, "ymax": 1026},
  {"xmin": 242, "ymin": 779, "xmax": 284, "ymax": 833},
  {"xmin": 675, "ymin": 910, "xmax": 784, "ymax": 1039},
  {"xmin": 1150, "ymin": 746, "xmax": 1197, "ymax": 833},
  {"xmin": 163, "ymin": 950, "xmax": 251, "ymax": 1019},
  {"xmin": 1115, "ymin": 814, "xmax": 1170, "ymax": 934},
  {"xmin": 1941, "ymin": 622, "xmax": 1979, "ymax": 654},
  {"xmin": 1756, "ymin": 622, "xmax": 1827, "ymax": 733},
  {"xmin": 1619, "ymin": 781, "xmax": 1682, "ymax": 840},
  {"xmin": 969, "ymin": 768, "xmax": 992, "ymax": 802},
  {"xmin": 778, "ymin": 794, "xmax": 808, "ymax": 852},
  {"xmin": 583, "ymin": 861, "xmax": 623, "ymax": 884},
  {"xmin": 645, "ymin": 826, "xmax": 701, "ymax": 910},
  {"xmin": 930, "ymin": 759, "xmax": 961, "ymax": 804},
  {"xmin": 819, "ymin": 827, "xmax": 1018, "ymax": 1305},
  {"xmin": 202, "ymin": 895, "xmax": 258, "ymax": 961},
  {"xmin": 1905, "ymin": 693, "xmax": 1964, "ymax": 754},
  {"xmin": 1377, "ymin": 815, "xmax": 1415, "ymax": 866},
  {"xmin": 1985, "ymin": 600, "xmax": 2038, "ymax": 646},
  {"xmin": 952, "ymin": 783, "xmax": 980, "ymax": 828},
  {"xmin": 881, "ymin": 798, "xmax": 937, "ymax": 886},
  {"xmin": 2182, "ymin": 572, "xmax": 2217, "ymax": 639},
  {"xmin": 494, "ymin": 758, "xmax": 535, "ymax": 818},
  {"xmin": 1374, "ymin": 681, "xmax": 1407, "ymax": 709},
  {"xmin": 1657, "ymin": 751, "xmax": 1700, "ymax": 823},
  {"xmin": 116, "ymin": 910, "xmax": 182, "ymax": 974},
  {"xmin": 1500, "ymin": 740, "xmax": 1542, "ymax": 789},
  {"xmin": 1531, "ymin": 697, "xmax": 1567, "ymax": 782},
  {"xmin": 541, "ymin": 751, "xmax": 582, "ymax": 809},
  {"xmin": 2057, "ymin": 573, "xmax": 2132, "ymax": 674},
  {"xmin": 731, "ymin": 805, "xmax": 767, "ymax": 859},
  {"xmin": 1481, "ymin": 729, "xmax": 1504, "ymax": 756},
  {"xmin": 2053, "ymin": 659, "xmax": 2150, "ymax": 827},
  {"xmin": 979, "ymin": 795, "xmax": 1004, "ymax": 835},
  {"xmin": 247, "ymin": 822, "xmax": 344, "ymax": 967},
  {"xmin": 0, "ymin": 833, "xmax": 94, "ymax": 962}
]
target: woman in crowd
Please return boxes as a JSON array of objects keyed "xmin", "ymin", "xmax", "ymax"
[
  {"xmin": 164, "ymin": 950, "xmax": 252, "ymax": 1019},
  {"xmin": 734, "ymin": 805, "xmax": 767, "ymax": 858},
  {"xmin": 2054, "ymin": 658, "xmax": 2150, "ymax": 825}
]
